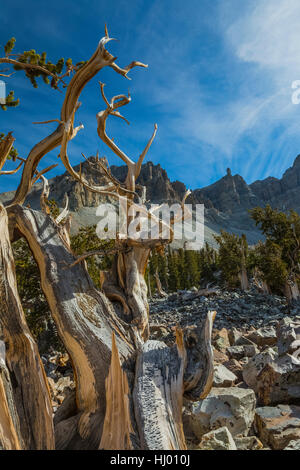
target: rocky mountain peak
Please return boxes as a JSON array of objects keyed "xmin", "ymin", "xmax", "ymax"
[{"xmin": 2, "ymin": 154, "xmax": 300, "ymax": 245}]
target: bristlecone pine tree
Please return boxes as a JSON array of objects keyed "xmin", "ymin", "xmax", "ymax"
[
  {"xmin": 214, "ymin": 230, "xmax": 249, "ymax": 290},
  {"xmin": 0, "ymin": 28, "xmax": 215, "ymax": 450},
  {"xmin": 250, "ymin": 205, "xmax": 300, "ymax": 301}
]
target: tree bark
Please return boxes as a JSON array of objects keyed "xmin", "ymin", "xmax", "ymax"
[
  {"xmin": 133, "ymin": 329, "xmax": 187, "ymax": 450},
  {"xmin": 0, "ymin": 340, "xmax": 21, "ymax": 450},
  {"xmin": 99, "ymin": 332, "xmax": 134, "ymax": 450},
  {"xmin": 9, "ymin": 204, "xmax": 137, "ymax": 449},
  {"xmin": 1, "ymin": 30, "xmax": 215, "ymax": 451},
  {"xmin": 0, "ymin": 203, "xmax": 54, "ymax": 450},
  {"xmin": 7, "ymin": 204, "xmax": 215, "ymax": 450}
]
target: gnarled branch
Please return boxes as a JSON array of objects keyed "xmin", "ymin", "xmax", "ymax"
[
  {"xmin": 8, "ymin": 27, "xmax": 146, "ymax": 207},
  {"xmin": 55, "ymin": 194, "xmax": 69, "ymax": 224}
]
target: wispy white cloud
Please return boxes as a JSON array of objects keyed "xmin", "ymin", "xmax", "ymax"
[
  {"xmin": 2, "ymin": 0, "xmax": 300, "ymax": 192},
  {"xmin": 135, "ymin": 0, "xmax": 300, "ymax": 185}
]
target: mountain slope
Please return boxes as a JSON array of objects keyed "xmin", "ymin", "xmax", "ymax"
[{"xmin": 2, "ymin": 155, "xmax": 300, "ymax": 246}]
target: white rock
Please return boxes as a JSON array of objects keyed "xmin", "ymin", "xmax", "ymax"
[
  {"xmin": 198, "ymin": 427, "xmax": 237, "ymax": 450},
  {"xmin": 284, "ymin": 439, "xmax": 300, "ymax": 450},
  {"xmin": 242, "ymin": 348, "xmax": 277, "ymax": 390},
  {"xmin": 213, "ymin": 364, "xmax": 237, "ymax": 387},
  {"xmin": 234, "ymin": 435, "xmax": 263, "ymax": 450},
  {"xmin": 190, "ymin": 387, "xmax": 256, "ymax": 439},
  {"xmin": 248, "ymin": 326, "xmax": 277, "ymax": 347}
]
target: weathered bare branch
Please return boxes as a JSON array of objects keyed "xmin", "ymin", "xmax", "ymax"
[
  {"xmin": 0, "ymin": 160, "xmax": 23, "ymax": 175},
  {"xmin": 31, "ymin": 163, "xmax": 58, "ymax": 184},
  {"xmin": 135, "ymin": 124, "xmax": 157, "ymax": 179},
  {"xmin": 8, "ymin": 28, "xmax": 143, "ymax": 207},
  {"xmin": 109, "ymin": 61, "xmax": 148, "ymax": 80},
  {"xmin": 0, "ymin": 132, "xmax": 15, "ymax": 172},
  {"xmin": 183, "ymin": 310, "xmax": 216, "ymax": 400},
  {"xmin": 170, "ymin": 189, "xmax": 192, "ymax": 226},
  {"xmin": 68, "ymin": 247, "xmax": 119, "ymax": 268},
  {"xmin": 0, "ymin": 72, "xmax": 15, "ymax": 78},
  {"xmin": 39, "ymin": 175, "xmax": 50, "ymax": 214},
  {"xmin": 55, "ymin": 194, "xmax": 69, "ymax": 224},
  {"xmin": 96, "ymin": 91, "xmax": 134, "ymax": 168},
  {"xmin": 59, "ymin": 120, "xmax": 122, "ymax": 199},
  {"xmin": 32, "ymin": 119, "xmax": 63, "ymax": 125},
  {"xmin": 99, "ymin": 82, "xmax": 110, "ymax": 107}
]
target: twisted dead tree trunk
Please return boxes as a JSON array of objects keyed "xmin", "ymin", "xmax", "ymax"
[
  {"xmin": 9, "ymin": 204, "xmax": 138, "ymax": 449},
  {"xmin": 1, "ymin": 27, "xmax": 215, "ymax": 450},
  {"xmin": 0, "ymin": 203, "xmax": 54, "ymax": 449},
  {"xmin": 8, "ymin": 203, "xmax": 215, "ymax": 450},
  {"xmin": 0, "ymin": 132, "xmax": 54, "ymax": 449},
  {"xmin": 0, "ymin": 338, "xmax": 21, "ymax": 450}
]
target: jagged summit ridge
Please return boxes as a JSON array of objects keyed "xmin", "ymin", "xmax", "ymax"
[{"xmin": 1, "ymin": 154, "xmax": 300, "ymax": 243}]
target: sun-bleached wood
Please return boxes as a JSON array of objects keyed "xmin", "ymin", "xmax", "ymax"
[
  {"xmin": 183, "ymin": 311, "xmax": 216, "ymax": 401},
  {"xmin": 0, "ymin": 341, "xmax": 21, "ymax": 450},
  {"xmin": 133, "ymin": 329, "xmax": 187, "ymax": 450},
  {"xmin": 1, "ymin": 28, "xmax": 215, "ymax": 450},
  {"xmin": 0, "ymin": 204, "xmax": 54, "ymax": 449},
  {"xmin": 9, "ymin": 204, "xmax": 136, "ymax": 449},
  {"xmin": 8, "ymin": 28, "xmax": 146, "ymax": 207},
  {"xmin": 99, "ymin": 332, "xmax": 134, "ymax": 450}
]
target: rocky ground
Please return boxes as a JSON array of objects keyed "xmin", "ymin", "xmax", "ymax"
[
  {"xmin": 42, "ymin": 285, "xmax": 300, "ymax": 450},
  {"xmin": 149, "ymin": 285, "xmax": 297, "ymax": 333},
  {"xmin": 149, "ymin": 286, "xmax": 300, "ymax": 450},
  {"xmin": 41, "ymin": 352, "xmax": 75, "ymax": 414}
]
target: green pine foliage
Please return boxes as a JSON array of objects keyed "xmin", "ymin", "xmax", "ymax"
[
  {"xmin": 46, "ymin": 199, "xmax": 60, "ymax": 219},
  {"xmin": 199, "ymin": 242, "xmax": 219, "ymax": 285},
  {"xmin": 249, "ymin": 204, "xmax": 300, "ymax": 293},
  {"xmin": 166, "ymin": 245, "xmax": 181, "ymax": 291},
  {"xmin": 147, "ymin": 244, "xmax": 218, "ymax": 293},
  {"xmin": 70, "ymin": 225, "xmax": 114, "ymax": 286},
  {"xmin": 1, "ymin": 37, "xmax": 86, "ymax": 110},
  {"xmin": 213, "ymin": 230, "xmax": 248, "ymax": 288},
  {"xmin": 248, "ymin": 240, "xmax": 288, "ymax": 294},
  {"xmin": 250, "ymin": 205, "xmax": 300, "ymax": 269},
  {"xmin": 4, "ymin": 37, "xmax": 16, "ymax": 55},
  {"xmin": 0, "ymin": 90, "xmax": 19, "ymax": 111}
]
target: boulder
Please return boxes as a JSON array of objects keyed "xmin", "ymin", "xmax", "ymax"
[
  {"xmin": 277, "ymin": 317, "xmax": 300, "ymax": 357},
  {"xmin": 227, "ymin": 344, "xmax": 259, "ymax": 360},
  {"xmin": 243, "ymin": 348, "xmax": 277, "ymax": 391},
  {"xmin": 243, "ymin": 345, "xmax": 300, "ymax": 405},
  {"xmin": 213, "ymin": 328, "xmax": 230, "ymax": 352},
  {"xmin": 213, "ymin": 364, "xmax": 237, "ymax": 387},
  {"xmin": 213, "ymin": 347, "xmax": 229, "ymax": 364},
  {"xmin": 255, "ymin": 405, "xmax": 300, "ymax": 450},
  {"xmin": 256, "ymin": 354, "xmax": 300, "ymax": 405},
  {"xmin": 284, "ymin": 439, "xmax": 300, "ymax": 450},
  {"xmin": 190, "ymin": 387, "xmax": 256, "ymax": 439},
  {"xmin": 234, "ymin": 435, "xmax": 263, "ymax": 450},
  {"xmin": 228, "ymin": 328, "xmax": 243, "ymax": 346},
  {"xmin": 223, "ymin": 359, "xmax": 244, "ymax": 382},
  {"xmin": 248, "ymin": 326, "xmax": 277, "ymax": 347},
  {"xmin": 235, "ymin": 335, "xmax": 257, "ymax": 347},
  {"xmin": 197, "ymin": 427, "xmax": 237, "ymax": 450}
]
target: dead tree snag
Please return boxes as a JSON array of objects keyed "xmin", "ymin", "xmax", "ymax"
[{"xmin": 0, "ymin": 27, "xmax": 215, "ymax": 450}]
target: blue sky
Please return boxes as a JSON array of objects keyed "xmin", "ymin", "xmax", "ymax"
[{"xmin": 1, "ymin": 0, "xmax": 300, "ymax": 193}]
